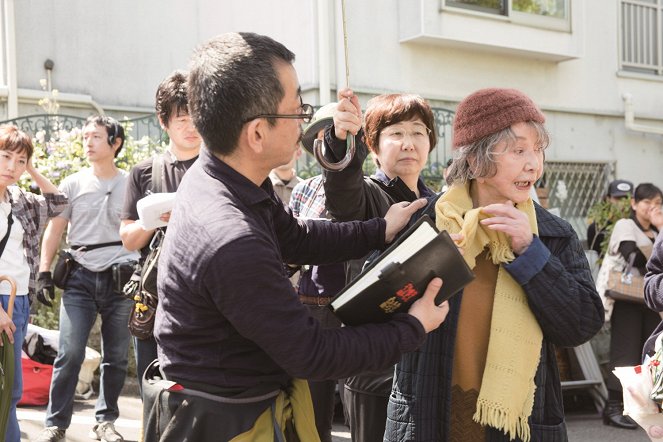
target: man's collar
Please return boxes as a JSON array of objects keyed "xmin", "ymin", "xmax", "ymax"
[
  {"xmin": 200, "ymin": 147, "xmax": 272, "ymax": 207},
  {"xmin": 166, "ymin": 147, "xmax": 200, "ymax": 164},
  {"xmin": 269, "ymin": 169, "xmax": 298, "ymax": 188}
]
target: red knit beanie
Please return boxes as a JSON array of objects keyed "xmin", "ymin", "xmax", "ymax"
[{"xmin": 452, "ymin": 88, "xmax": 545, "ymax": 148}]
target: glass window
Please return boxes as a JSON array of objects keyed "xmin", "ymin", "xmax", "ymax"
[
  {"xmin": 513, "ymin": 0, "xmax": 567, "ymax": 19},
  {"xmin": 447, "ymin": 0, "xmax": 505, "ymax": 15},
  {"xmin": 445, "ymin": 0, "xmax": 570, "ymax": 31},
  {"xmin": 620, "ymin": 0, "xmax": 663, "ymax": 76}
]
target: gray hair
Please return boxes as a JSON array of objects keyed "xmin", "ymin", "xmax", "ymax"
[{"xmin": 445, "ymin": 121, "xmax": 550, "ymax": 186}]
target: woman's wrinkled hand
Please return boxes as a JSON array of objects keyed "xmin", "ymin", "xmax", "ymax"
[
  {"xmin": 450, "ymin": 232, "xmax": 465, "ymax": 255},
  {"xmin": 480, "ymin": 201, "xmax": 533, "ymax": 255}
]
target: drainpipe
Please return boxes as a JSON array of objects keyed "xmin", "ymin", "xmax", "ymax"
[
  {"xmin": 4, "ymin": 0, "xmax": 17, "ymax": 118},
  {"xmin": 622, "ymin": 92, "xmax": 663, "ymax": 136},
  {"xmin": 317, "ymin": 0, "xmax": 331, "ymax": 104}
]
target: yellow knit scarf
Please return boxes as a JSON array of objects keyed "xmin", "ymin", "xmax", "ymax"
[{"xmin": 435, "ymin": 182, "xmax": 543, "ymax": 442}]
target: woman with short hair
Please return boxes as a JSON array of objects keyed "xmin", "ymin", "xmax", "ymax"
[
  {"xmin": 0, "ymin": 125, "xmax": 67, "ymax": 442},
  {"xmin": 322, "ymin": 89, "xmax": 439, "ymax": 442},
  {"xmin": 385, "ymin": 88, "xmax": 603, "ymax": 442}
]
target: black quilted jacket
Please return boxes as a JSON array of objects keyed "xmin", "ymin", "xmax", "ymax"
[
  {"xmin": 322, "ymin": 127, "xmax": 437, "ymax": 397},
  {"xmin": 385, "ymin": 204, "xmax": 604, "ymax": 442}
]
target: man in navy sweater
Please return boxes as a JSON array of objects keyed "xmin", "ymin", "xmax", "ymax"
[{"xmin": 145, "ymin": 32, "xmax": 451, "ymax": 441}]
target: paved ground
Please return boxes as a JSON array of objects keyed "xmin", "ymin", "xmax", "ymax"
[{"xmin": 16, "ymin": 389, "xmax": 655, "ymax": 441}]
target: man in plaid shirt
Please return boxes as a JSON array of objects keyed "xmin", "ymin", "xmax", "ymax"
[
  {"xmin": 288, "ymin": 103, "xmax": 347, "ymax": 442},
  {"xmin": 290, "ymin": 175, "xmax": 326, "ymax": 220}
]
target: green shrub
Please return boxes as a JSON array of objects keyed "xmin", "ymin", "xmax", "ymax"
[
  {"xmin": 586, "ymin": 197, "xmax": 632, "ymax": 262},
  {"xmin": 18, "ymin": 120, "xmax": 165, "ymax": 192}
]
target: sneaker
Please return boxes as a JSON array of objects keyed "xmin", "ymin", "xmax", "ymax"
[
  {"xmin": 89, "ymin": 421, "xmax": 124, "ymax": 442},
  {"xmin": 33, "ymin": 426, "xmax": 66, "ymax": 442}
]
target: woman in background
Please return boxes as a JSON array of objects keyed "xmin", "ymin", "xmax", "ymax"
[
  {"xmin": 597, "ymin": 182, "xmax": 663, "ymax": 429},
  {"xmin": 322, "ymin": 89, "xmax": 438, "ymax": 442},
  {"xmin": 0, "ymin": 125, "xmax": 67, "ymax": 442}
]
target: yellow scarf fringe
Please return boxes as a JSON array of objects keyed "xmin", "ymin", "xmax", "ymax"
[{"xmin": 435, "ymin": 182, "xmax": 543, "ymax": 442}]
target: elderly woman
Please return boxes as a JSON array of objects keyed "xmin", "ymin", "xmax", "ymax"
[
  {"xmin": 322, "ymin": 89, "xmax": 438, "ymax": 442},
  {"xmin": 385, "ymin": 88, "xmax": 603, "ymax": 442}
]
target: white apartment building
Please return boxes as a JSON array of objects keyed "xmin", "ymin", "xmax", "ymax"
[{"xmin": 0, "ymin": 0, "xmax": 661, "ymax": 236}]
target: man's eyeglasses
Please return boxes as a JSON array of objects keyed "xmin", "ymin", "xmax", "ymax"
[{"xmin": 243, "ymin": 103, "xmax": 314, "ymax": 124}]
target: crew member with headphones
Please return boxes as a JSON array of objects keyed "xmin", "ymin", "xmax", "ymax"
[{"xmin": 35, "ymin": 115, "xmax": 139, "ymax": 442}]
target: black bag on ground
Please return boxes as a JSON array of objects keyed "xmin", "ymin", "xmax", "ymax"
[{"xmin": 52, "ymin": 250, "xmax": 76, "ymax": 289}]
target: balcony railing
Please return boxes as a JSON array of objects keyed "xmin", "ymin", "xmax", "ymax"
[
  {"xmin": 0, "ymin": 113, "xmax": 164, "ymax": 144},
  {"xmin": 620, "ymin": 0, "xmax": 663, "ymax": 76},
  {"xmin": 0, "ymin": 111, "xmax": 611, "ymax": 241}
]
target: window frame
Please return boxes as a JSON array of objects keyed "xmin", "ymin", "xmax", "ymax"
[
  {"xmin": 618, "ymin": 0, "xmax": 663, "ymax": 77},
  {"xmin": 442, "ymin": 0, "xmax": 572, "ymax": 32}
]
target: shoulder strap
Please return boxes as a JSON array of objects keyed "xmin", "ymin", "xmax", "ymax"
[
  {"xmin": 151, "ymin": 154, "xmax": 165, "ymax": 194},
  {"xmin": 0, "ymin": 208, "xmax": 14, "ymax": 259}
]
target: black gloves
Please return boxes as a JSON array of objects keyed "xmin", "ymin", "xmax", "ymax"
[
  {"xmin": 36, "ymin": 271, "xmax": 55, "ymax": 307},
  {"xmin": 284, "ymin": 263, "xmax": 301, "ymax": 278}
]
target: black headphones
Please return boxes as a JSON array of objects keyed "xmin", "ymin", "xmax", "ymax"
[{"xmin": 107, "ymin": 121, "xmax": 120, "ymax": 146}]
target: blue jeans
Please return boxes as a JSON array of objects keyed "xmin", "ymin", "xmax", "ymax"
[
  {"xmin": 45, "ymin": 266, "xmax": 133, "ymax": 429},
  {"xmin": 133, "ymin": 335, "xmax": 157, "ymax": 398},
  {"xmin": 1, "ymin": 294, "xmax": 29, "ymax": 442}
]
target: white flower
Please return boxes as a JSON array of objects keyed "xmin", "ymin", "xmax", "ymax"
[
  {"xmin": 555, "ymin": 180, "xmax": 568, "ymax": 201},
  {"xmin": 35, "ymin": 130, "xmax": 45, "ymax": 144}
]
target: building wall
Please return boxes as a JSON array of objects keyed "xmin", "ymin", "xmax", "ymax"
[
  {"xmin": 5, "ymin": 0, "xmax": 663, "ymax": 187},
  {"xmin": 11, "ymin": 0, "xmax": 318, "ymax": 114},
  {"xmin": 339, "ymin": 0, "xmax": 663, "ymax": 188}
]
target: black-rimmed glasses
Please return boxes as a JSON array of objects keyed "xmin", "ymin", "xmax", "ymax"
[{"xmin": 243, "ymin": 103, "xmax": 314, "ymax": 124}]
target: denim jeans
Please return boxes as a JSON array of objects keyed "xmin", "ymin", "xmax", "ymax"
[
  {"xmin": 46, "ymin": 265, "xmax": 133, "ymax": 428},
  {"xmin": 1, "ymin": 294, "xmax": 29, "ymax": 442},
  {"xmin": 133, "ymin": 335, "xmax": 157, "ymax": 397}
]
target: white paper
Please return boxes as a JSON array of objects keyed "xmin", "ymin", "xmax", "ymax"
[{"xmin": 136, "ymin": 192, "xmax": 176, "ymax": 230}]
